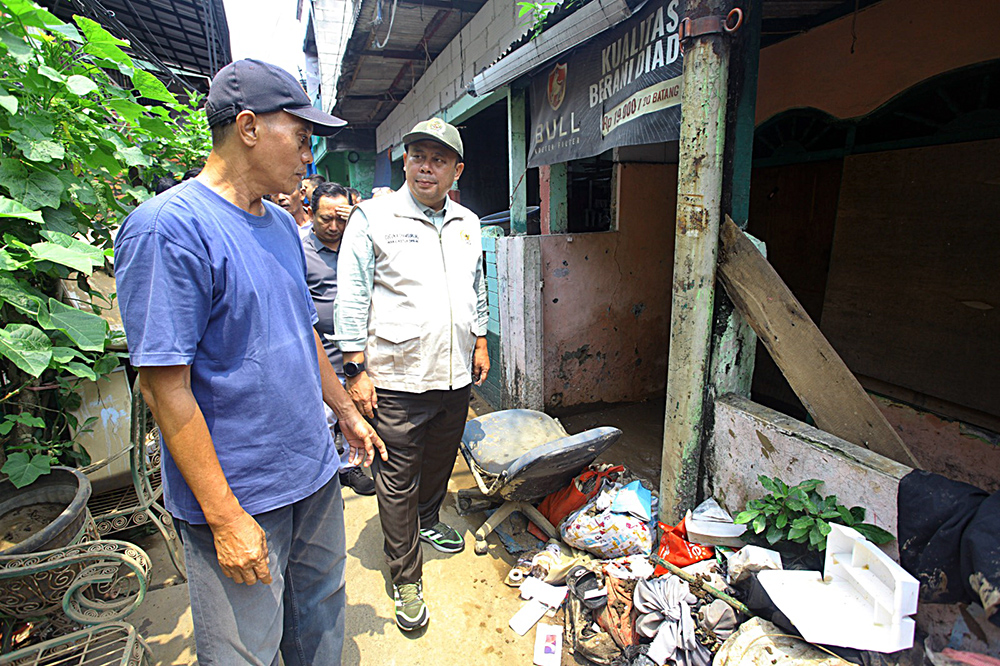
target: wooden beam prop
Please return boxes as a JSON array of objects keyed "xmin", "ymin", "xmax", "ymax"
[{"xmin": 717, "ymin": 216, "xmax": 920, "ymax": 469}]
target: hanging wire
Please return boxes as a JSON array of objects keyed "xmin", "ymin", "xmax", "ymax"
[{"xmin": 372, "ymin": 0, "xmax": 398, "ymax": 49}]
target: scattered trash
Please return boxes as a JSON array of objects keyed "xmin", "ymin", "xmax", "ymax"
[
  {"xmin": 505, "ymin": 550, "xmax": 538, "ymax": 587},
  {"xmin": 597, "ymin": 576, "xmax": 641, "ymax": 649},
  {"xmin": 727, "ymin": 544, "xmax": 783, "ymax": 583},
  {"xmin": 528, "ymin": 464, "xmax": 625, "ymax": 541},
  {"xmin": 565, "ymin": 591, "xmax": 621, "ymax": 665},
  {"xmin": 633, "ymin": 575, "xmax": 711, "ymax": 666},
  {"xmin": 510, "ymin": 598, "xmax": 551, "ymax": 636},
  {"xmin": 757, "ymin": 523, "xmax": 919, "ymax": 652},
  {"xmin": 714, "ymin": 617, "xmax": 854, "ymax": 665},
  {"xmin": 610, "ymin": 480, "xmax": 653, "ymax": 521},
  {"xmin": 562, "ymin": 483, "xmax": 655, "ymax": 559},
  {"xmin": 685, "ymin": 497, "xmax": 746, "ymax": 548},
  {"xmin": 603, "ymin": 554, "xmax": 655, "ymax": 580},
  {"xmin": 533, "ymin": 623, "xmax": 563, "ymax": 666},
  {"xmin": 653, "ymin": 519, "xmax": 714, "ymax": 575},
  {"xmin": 567, "ymin": 564, "xmax": 607, "ymax": 610},
  {"xmin": 519, "ymin": 576, "xmax": 569, "ymax": 608}
]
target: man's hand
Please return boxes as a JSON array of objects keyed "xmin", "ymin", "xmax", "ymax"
[
  {"xmin": 210, "ymin": 509, "xmax": 272, "ymax": 585},
  {"xmin": 340, "ymin": 408, "xmax": 388, "ymax": 466},
  {"xmin": 346, "ymin": 370, "xmax": 378, "ymax": 418},
  {"xmin": 473, "ymin": 336, "xmax": 490, "ymax": 386},
  {"xmin": 335, "ymin": 203, "xmax": 354, "ymax": 222}
]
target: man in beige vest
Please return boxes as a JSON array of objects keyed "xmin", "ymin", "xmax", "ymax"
[{"xmin": 334, "ymin": 118, "xmax": 489, "ymax": 632}]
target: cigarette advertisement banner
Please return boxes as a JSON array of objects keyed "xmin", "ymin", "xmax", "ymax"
[{"xmin": 527, "ymin": 0, "xmax": 683, "ymax": 168}]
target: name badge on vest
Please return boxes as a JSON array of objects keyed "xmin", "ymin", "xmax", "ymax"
[{"xmin": 385, "ymin": 233, "xmax": 420, "ymax": 245}]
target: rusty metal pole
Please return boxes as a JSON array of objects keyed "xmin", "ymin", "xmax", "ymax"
[{"xmin": 659, "ymin": 0, "xmax": 734, "ymax": 523}]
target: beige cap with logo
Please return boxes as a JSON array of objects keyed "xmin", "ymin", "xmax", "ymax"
[{"xmin": 402, "ymin": 118, "xmax": 464, "ymax": 160}]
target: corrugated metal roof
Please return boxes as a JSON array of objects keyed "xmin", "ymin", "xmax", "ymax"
[
  {"xmin": 317, "ymin": 0, "xmax": 489, "ymax": 129},
  {"xmin": 40, "ymin": 0, "xmax": 232, "ymax": 92}
]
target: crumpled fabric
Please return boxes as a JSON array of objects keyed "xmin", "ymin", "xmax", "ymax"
[
  {"xmin": 632, "ymin": 576, "xmax": 712, "ymax": 666},
  {"xmin": 697, "ymin": 599, "xmax": 737, "ymax": 641}
]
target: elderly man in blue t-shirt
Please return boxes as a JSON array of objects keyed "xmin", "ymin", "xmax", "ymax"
[{"xmin": 114, "ymin": 59, "xmax": 386, "ymax": 666}]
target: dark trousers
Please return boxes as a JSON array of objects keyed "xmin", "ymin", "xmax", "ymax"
[{"xmin": 372, "ymin": 385, "xmax": 471, "ymax": 585}]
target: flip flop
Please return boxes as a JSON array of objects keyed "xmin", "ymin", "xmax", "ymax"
[{"xmin": 566, "ymin": 564, "xmax": 608, "ymax": 610}]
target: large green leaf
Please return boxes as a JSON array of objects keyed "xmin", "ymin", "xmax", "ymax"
[
  {"xmin": 22, "ymin": 139, "xmax": 66, "ymax": 163},
  {"xmin": 853, "ymin": 523, "xmax": 895, "ymax": 545},
  {"xmin": 0, "ymin": 91, "xmax": 17, "ymax": 115},
  {"xmin": 65, "ymin": 74, "xmax": 98, "ymax": 96},
  {"xmin": 42, "ymin": 298, "xmax": 107, "ymax": 351},
  {"xmin": 0, "ymin": 195, "xmax": 45, "ymax": 224},
  {"xmin": 2, "ymin": 452, "xmax": 52, "ymax": 488},
  {"xmin": 38, "ymin": 64, "xmax": 66, "ymax": 83},
  {"xmin": 0, "ymin": 249, "xmax": 24, "ymax": 271},
  {"xmin": 3, "ymin": 0, "xmax": 63, "ymax": 30},
  {"xmin": 115, "ymin": 145, "xmax": 152, "ymax": 167},
  {"xmin": 105, "ymin": 98, "xmax": 146, "ymax": 122},
  {"xmin": 0, "ymin": 28, "xmax": 33, "ymax": 64},
  {"xmin": 131, "ymin": 69, "xmax": 176, "ymax": 104},
  {"xmin": 0, "ymin": 323, "xmax": 53, "ymax": 376},
  {"xmin": 41, "ymin": 205, "xmax": 79, "ymax": 235},
  {"xmin": 31, "ymin": 230, "xmax": 105, "ymax": 274},
  {"xmin": 74, "ymin": 15, "xmax": 133, "ymax": 66},
  {"xmin": 63, "ymin": 361, "xmax": 97, "ymax": 380},
  {"xmin": 9, "ymin": 114, "xmax": 54, "ymax": 141},
  {"xmin": 0, "ymin": 159, "xmax": 65, "ymax": 209},
  {"xmin": 0, "ymin": 273, "xmax": 44, "ymax": 315}
]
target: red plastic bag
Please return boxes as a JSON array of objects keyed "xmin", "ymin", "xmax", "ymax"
[
  {"xmin": 652, "ymin": 518, "xmax": 714, "ymax": 575},
  {"xmin": 528, "ymin": 465, "xmax": 625, "ymax": 541}
]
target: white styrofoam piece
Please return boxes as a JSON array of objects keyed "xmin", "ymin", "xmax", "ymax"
[
  {"xmin": 757, "ymin": 523, "xmax": 919, "ymax": 653},
  {"xmin": 519, "ymin": 576, "xmax": 569, "ymax": 608}
]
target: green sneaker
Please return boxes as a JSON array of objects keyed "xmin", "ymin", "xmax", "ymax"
[
  {"xmin": 393, "ymin": 580, "xmax": 429, "ymax": 631},
  {"xmin": 419, "ymin": 521, "xmax": 465, "ymax": 553}
]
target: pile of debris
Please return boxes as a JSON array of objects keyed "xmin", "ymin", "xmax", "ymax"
[{"xmin": 488, "ymin": 464, "xmax": 1000, "ymax": 666}]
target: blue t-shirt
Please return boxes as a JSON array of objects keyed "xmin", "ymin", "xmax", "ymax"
[{"xmin": 114, "ymin": 179, "xmax": 338, "ymax": 524}]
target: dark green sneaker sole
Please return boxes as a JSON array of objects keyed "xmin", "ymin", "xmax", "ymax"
[
  {"xmin": 419, "ymin": 527, "xmax": 465, "ymax": 553},
  {"xmin": 395, "ymin": 601, "xmax": 429, "ymax": 631}
]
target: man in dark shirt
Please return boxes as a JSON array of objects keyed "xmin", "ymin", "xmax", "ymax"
[{"xmin": 302, "ymin": 182, "xmax": 376, "ymax": 496}]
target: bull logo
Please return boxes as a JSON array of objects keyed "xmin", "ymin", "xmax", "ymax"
[{"xmin": 547, "ymin": 63, "xmax": 568, "ymax": 111}]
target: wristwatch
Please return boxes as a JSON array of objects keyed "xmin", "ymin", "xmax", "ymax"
[{"xmin": 344, "ymin": 361, "xmax": 366, "ymax": 378}]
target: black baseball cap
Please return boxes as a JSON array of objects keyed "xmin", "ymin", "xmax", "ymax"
[{"xmin": 205, "ymin": 59, "xmax": 346, "ymax": 136}]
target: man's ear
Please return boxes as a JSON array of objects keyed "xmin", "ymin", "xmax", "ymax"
[
  {"xmin": 453, "ymin": 161, "xmax": 465, "ymax": 183},
  {"xmin": 235, "ymin": 110, "xmax": 260, "ymax": 146}
]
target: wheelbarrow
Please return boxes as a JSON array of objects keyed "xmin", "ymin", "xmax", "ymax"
[{"xmin": 458, "ymin": 409, "xmax": 622, "ymax": 555}]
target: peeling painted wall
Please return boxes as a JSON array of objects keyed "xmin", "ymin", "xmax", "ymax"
[
  {"xmin": 755, "ymin": 0, "xmax": 1000, "ymax": 124},
  {"xmin": 875, "ymin": 395, "xmax": 1000, "ymax": 494},
  {"xmin": 540, "ymin": 163, "xmax": 676, "ymax": 409},
  {"xmin": 706, "ymin": 394, "xmax": 911, "ymax": 559}
]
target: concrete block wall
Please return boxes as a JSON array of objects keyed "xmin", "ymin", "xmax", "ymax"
[
  {"xmin": 376, "ymin": 0, "xmax": 527, "ymax": 151},
  {"xmin": 706, "ymin": 393, "xmax": 912, "ymax": 558}
]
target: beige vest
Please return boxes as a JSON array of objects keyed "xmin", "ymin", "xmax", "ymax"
[{"xmin": 360, "ymin": 189, "xmax": 482, "ymax": 392}]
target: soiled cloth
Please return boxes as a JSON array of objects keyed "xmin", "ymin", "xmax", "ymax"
[
  {"xmin": 632, "ymin": 576, "xmax": 711, "ymax": 666},
  {"xmin": 897, "ymin": 470, "xmax": 1000, "ymax": 626},
  {"xmin": 697, "ymin": 599, "xmax": 737, "ymax": 641}
]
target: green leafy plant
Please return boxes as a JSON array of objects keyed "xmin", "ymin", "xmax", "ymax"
[
  {"xmin": 0, "ymin": 0, "xmax": 209, "ymax": 487},
  {"xmin": 516, "ymin": 1, "xmax": 585, "ymax": 39},
  {"xmin": 735, "ymin": 475, "xmax": 895, "ymax": 551}
]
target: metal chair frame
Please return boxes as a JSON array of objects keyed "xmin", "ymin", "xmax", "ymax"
[
  {"xmin": 84, "ymin": 379, "xmax": 185, "ymax": 580},
  {"xmin": 0, "ymin": 516, "xmax": 151, "ymax": 654}
]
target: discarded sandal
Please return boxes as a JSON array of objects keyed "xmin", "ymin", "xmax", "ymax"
[{"xmin": 567, "ymin": 564, "xmax": 608, "ymax": 610}]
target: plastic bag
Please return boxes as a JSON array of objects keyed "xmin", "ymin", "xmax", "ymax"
[
  {"xmin": 528, "ymin": 464, "xmax": 624, "ymax": 540},
  {"xmin": 652, "ymin": 518, "xmax": 714, "ymax": 576},
  {"xmin": 561, "ymin": 483, "xmax": 654, "ymax": 559}
]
